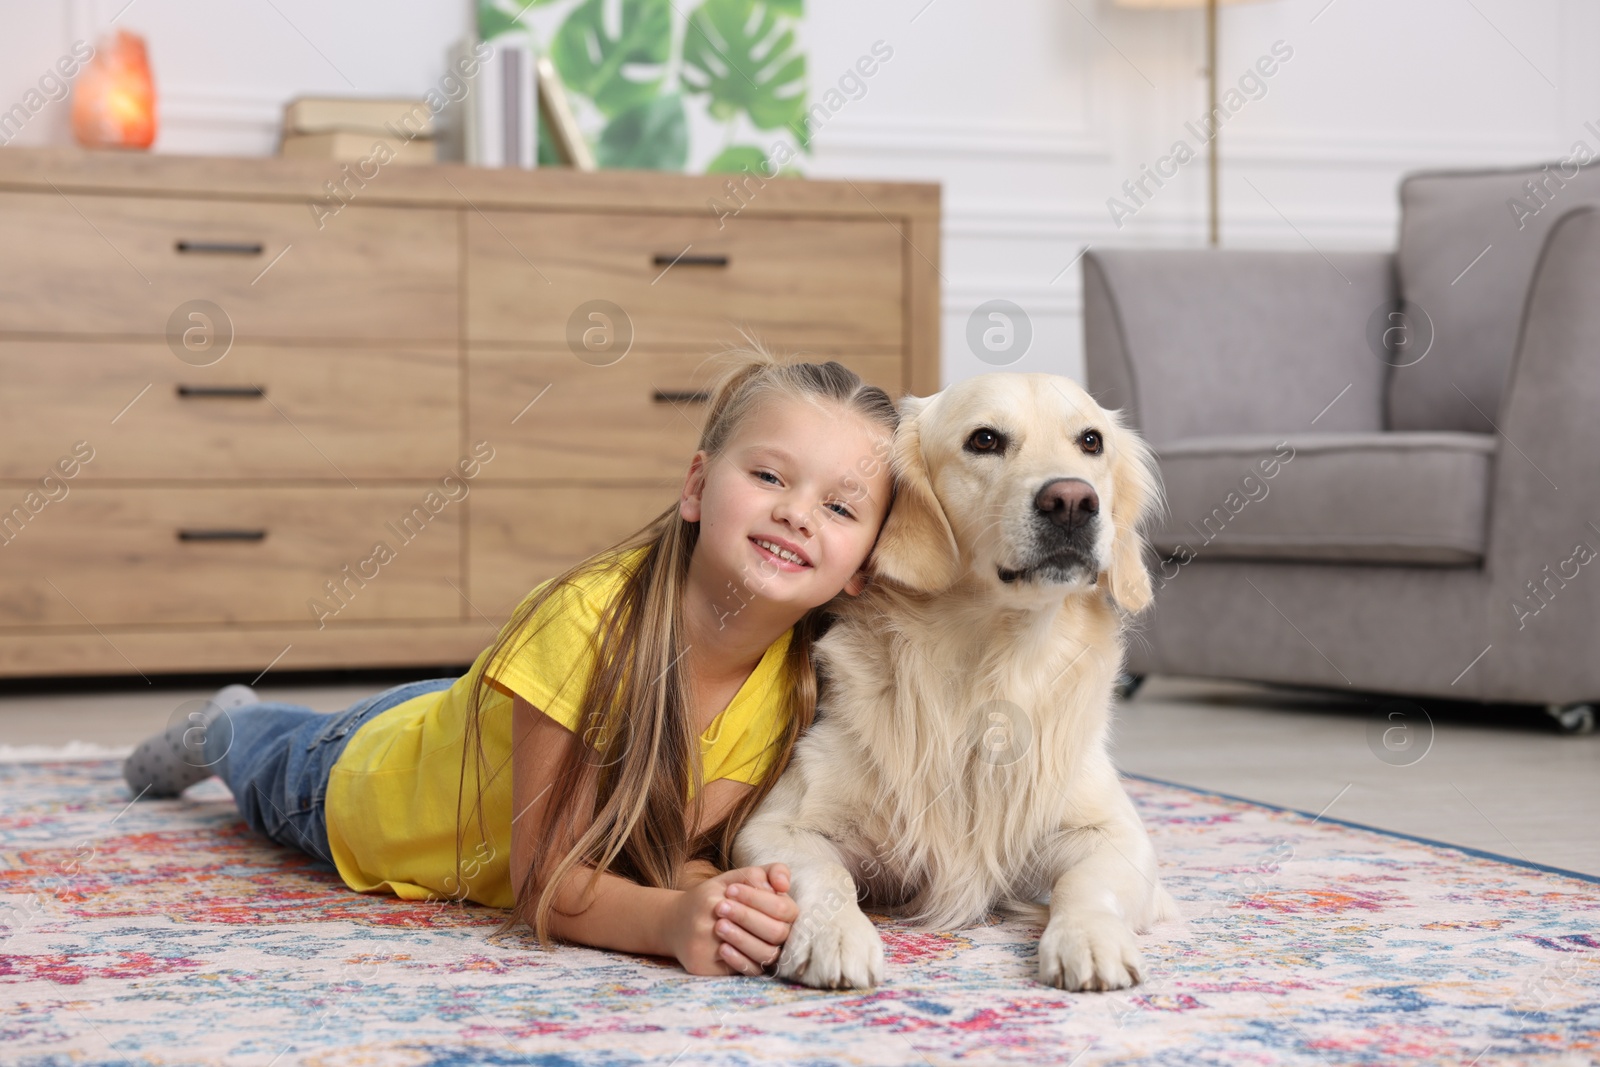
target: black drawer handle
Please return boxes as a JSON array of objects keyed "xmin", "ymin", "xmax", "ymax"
[
  {"xmin": 175, "ymin": 240, "xmax": 265, "ymax": 256},
  {"xmin": 652, "ymin": 389, "xmax": 711, "ymax": 404},
  {"xmin": 176, "ymin": 384, "xmax": 265, "ymax": 399},
  {"xmin": 177, "ymin": 529, "xmax": 267, "ymax": 542},
  {"xmin": 652, "ymin": 253, "xmax": 728, "ymax": 268}
]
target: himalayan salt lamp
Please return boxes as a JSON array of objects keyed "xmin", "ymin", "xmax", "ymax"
[{"xmin": 71, "ymin": 30, "xmax": 157, "ymax": 149}]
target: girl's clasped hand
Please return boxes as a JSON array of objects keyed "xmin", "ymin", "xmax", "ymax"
[{"xmin": 669, "ymin": 862, "xmax": 800, "ymax": 976}]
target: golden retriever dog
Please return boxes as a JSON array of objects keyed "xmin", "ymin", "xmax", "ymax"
[{"xmin": 733, "ymin": 372, "xmax": 1178, "ymax": 991}]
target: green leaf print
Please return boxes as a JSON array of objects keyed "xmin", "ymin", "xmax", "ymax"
[
  {"xmin": 787, "ymin": 108, "xmax": 815, "ymax": 156},
  {"xmin": 705, "ymin": 145, "xmax": 770, "ymax": 173},
  {"xmin": 476, "ymin": 0, "xmax": 561, "ymax": 41},
  {"xmin": 705, "ymin": 145, "xmax": 803, "ymax": 176},
  {"xmin": 597, "ymin": 94, "xmax": 689, "ymax": 170},
  {"xmin": 682, "ymin": 0, "xmax": 806, "ymax": 131},
  {"xmin": 550, "ymin": 0, "xmax": 673, "ymax": 120}
]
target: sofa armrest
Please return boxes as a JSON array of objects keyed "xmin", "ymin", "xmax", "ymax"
[
  {"xmin": 1082, "ymin": 248, "xmax": 1396, "ymax": 447},
  {"xmin": 1482, "ymin": 206, "xmax": 1600, "ymax": 704}
]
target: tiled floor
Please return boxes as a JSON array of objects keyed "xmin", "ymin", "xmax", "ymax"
[{"xmin": 2, "ymin": 671, "xmax": 1595, "ymax": 876}]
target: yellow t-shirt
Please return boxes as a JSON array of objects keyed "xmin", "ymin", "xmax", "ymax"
[{"xmin": 323, "ymin": 546, "xmax": 795, "ymax": 909}]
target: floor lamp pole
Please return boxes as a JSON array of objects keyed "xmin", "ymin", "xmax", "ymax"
[{"xmin": 1205, "ymin": 0, "xmax": 1219, "ymax": 246}]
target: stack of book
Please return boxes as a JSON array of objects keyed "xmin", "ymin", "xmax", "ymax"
[
  {"xmin": 279, "ymin": 97, "xmax": 438, "ymax": 165},
  {"xmin": 275, "ymin": 41, "xmax": 592, "ymax": 171}
]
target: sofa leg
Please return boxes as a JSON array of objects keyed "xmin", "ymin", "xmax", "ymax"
[
  {"xmin": 1114, "ymin": 673, "xmax": 1147, "ymax": 702},
  {"xmin": 1545, "ymin": 703, "xmax": 1597, "ymax": 735}
]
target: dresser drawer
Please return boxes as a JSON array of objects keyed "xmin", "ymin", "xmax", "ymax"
[
  {"xmin": 469, "ymin": 486, "xmax": 671, "ymax": 620},
  {"xmin": 0, "ymin": 342, "xmax": 459, "ymax": 480},
  {"xmin": 0, "ymin": 488, "xmax": 461, "ymax": 627},
  {"xmin": 468, "ymin": 348, "xmax": 903, "ymax": 482},
  {"xmin": 465, "ymin": 211, "xmax": 904, "ymax": 349},
  {"xmin": 0, "ymin": 192, "xmax": 458, "ymax": 340}
]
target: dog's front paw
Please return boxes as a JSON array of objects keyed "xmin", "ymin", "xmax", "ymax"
[
  {"xmin": 1038, "ymin": 910, "xmax": 1143, "ymax": 991},
  {"xmin": 778, "ymin": 895, "xmax": 884, "ymax": 990}
]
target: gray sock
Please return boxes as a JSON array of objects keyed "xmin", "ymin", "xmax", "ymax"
[{"xmin": 124, "ymin": 684, "xmax": 260, "ymax": 799}]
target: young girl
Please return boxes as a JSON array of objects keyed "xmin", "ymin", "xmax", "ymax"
[{"xmin": 123, "ymin": 350, "xmax": 899, "ymax": 979}]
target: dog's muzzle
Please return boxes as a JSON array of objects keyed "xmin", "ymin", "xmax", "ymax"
[{"xmin": 997, "ymin": 477, "xmax": 1101, "ymax": 584}]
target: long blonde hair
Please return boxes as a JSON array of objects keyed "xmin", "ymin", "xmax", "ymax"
[{"xmin": 456, "ymin": 346, "xmax": 899, "ymax": 947}]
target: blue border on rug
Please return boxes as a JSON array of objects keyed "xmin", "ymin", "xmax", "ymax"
[{"xmin": 1122, "ymin": 770, "xmax": 1600, "ymax": 885}]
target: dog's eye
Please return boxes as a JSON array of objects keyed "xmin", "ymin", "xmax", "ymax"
[
  {"xmin": 965, "ymin": 428, "xmax": 1005, "ymax": 454},
  {"xmin": 1078, "ymin": 429, "xmax": 1104, "ymax": 455}
]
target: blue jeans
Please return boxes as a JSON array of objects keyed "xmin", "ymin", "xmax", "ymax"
[{"xmin": 201, "ymin": 677, "xmax": 457, "ymax": 873}]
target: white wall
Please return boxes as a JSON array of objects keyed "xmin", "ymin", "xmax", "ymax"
[
  {"xmin": 5, "ymin": 0, "xmax": 1598, "ymax": 388},
  {"xmin": 801, "ymin": 0, "xmax": 1600, "ymax": 387}
]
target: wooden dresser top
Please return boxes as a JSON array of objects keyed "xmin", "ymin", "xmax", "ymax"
[{"xmin": 0, "ymin": 146, "xmax": 939, "ymax": 219}]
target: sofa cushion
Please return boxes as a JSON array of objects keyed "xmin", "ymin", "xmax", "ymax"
[
  {"xmin": 1149, "ymin": 432, "xmax": 1497, "ymax": 565},
  {"xmin": 1394, "ymin": 159, "xmax": 1600, "ymax": 432}
]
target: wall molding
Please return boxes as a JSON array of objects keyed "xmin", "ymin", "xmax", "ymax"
[
  {"xmin": 1221, "ymin": 128, "xmax": 1572, "ymax": 169},
  {"xmin": 816, "ymin": 120, "xmax": 1572, "ymax": 176},
  {"xmin": 158, "ymin": 88, "xmax": 283, "ymax": 131},
  {"xmin": 815, "ymin": 115, "xmax": 1111, "ymax": 163},
  {"xmin": 944, "ymin": 284, "xmax": 1082, "ymax": 316},
  {"xmin": 945, "ymin": 199, "xmax": 1397, "ymax": 244},
  {"xmin": 945, "ymin": 203, "xmax": 1108, "ymax": 239}
]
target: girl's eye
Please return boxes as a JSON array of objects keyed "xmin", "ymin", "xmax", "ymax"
[
  {"xmin": 754, "ymin": 470, "xmax": 780, "ymax": 484},
  {"xmin": 826, "ymin": 502, "xmax": 854, "ymax": 519}
]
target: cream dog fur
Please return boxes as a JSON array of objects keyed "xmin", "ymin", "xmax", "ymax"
[{"xmin": 733, "ymin": 372, "xmax": 1179, "ymax": 991}]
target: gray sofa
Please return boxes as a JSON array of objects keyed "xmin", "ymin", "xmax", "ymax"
[{"xmin": 1083, "ymin": 161, "xmax": 1599, "ymax": 730}]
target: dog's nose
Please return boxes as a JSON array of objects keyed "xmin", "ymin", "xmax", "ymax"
[{"xmin": 1035, "ymin": 478, "xmax": 1098, "ymax": 530}]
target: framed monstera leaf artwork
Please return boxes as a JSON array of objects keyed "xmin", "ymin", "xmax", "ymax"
[{"xmin": 477, "ymin": 0, "xmax": 809, "ymax": 175}]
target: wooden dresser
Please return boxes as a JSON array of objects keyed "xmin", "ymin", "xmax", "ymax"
[{"xmin": 0, "ymin": 147, "xmax": 939, "ymax": 679}]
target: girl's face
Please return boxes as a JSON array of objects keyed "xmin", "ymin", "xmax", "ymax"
[{"xmin": 679, "ymin": 395, "xmax": 893, "ymax": 615}]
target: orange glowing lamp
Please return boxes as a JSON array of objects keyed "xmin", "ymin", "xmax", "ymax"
[{"xmin": 72, "ymin": 31, "xmax": 157, "ymax": 149}]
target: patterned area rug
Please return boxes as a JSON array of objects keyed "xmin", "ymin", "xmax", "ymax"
[{"xmin": 1, "ymin": 757, "xmax": 1596, "ymax": 1067}]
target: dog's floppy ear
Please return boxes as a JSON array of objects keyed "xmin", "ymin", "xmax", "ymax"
[
  {"xmin": 868, "ymin": 394, "xmax": 962, "ymax": 594},
  {"xmin": 1100, "ymin": 410, "xmax": 1165, "ymax": 614}
]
